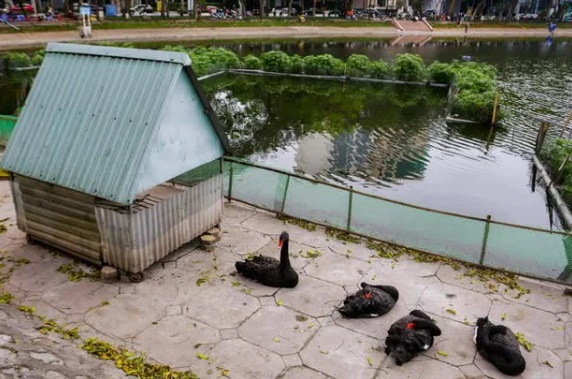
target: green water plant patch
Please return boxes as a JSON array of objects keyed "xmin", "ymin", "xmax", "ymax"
[{"xmin": 4, "ymin": 45, "xmax": 502, "ymax": 124}]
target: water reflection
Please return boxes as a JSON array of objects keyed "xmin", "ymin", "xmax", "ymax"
[
  {"xmin": 0, "ymin": 71, "xmax": 33, "ymax": 115},
  {"xmin": 204, "ymin": 75, "xmax": 445, "ymax": 183}
]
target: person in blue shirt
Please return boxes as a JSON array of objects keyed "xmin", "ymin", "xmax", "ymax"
[{"xmin": 549, "ymin": 21, "xmax": 556, "ymax": 35}]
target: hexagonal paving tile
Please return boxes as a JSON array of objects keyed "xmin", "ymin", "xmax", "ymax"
[
  {"xmin": 211, "ymin": 249, "xmax": 244, "ymax": 276},
  {"xmin": 278, "ymin": 366, "xmax": 332, "ymax": 379},
  {"xmin": 20, "ymin": 299, "xmax": 68, "ymax": 324},
  {"xmin": 5, "ymin": 242, "xmax": 54, "ymax": 264},
  {"xmin": 421, "ymin": 314, "xmax": 476, "ymax": 366},
  {"xmin": 238, "ymin": 306, "xmax": 318, "ymax": 355},
  {"xmin": 304, "ymin": 253, "xmax": 371, "ymax": 287},
  {"xmin": 488, "ymin": 301, "xmax": 565, "ymax": 350},
  {"xmin": 567, "ymin": 322, "xmax": 572, "ymax": 348},
  {"xmin": 300, "ymin": 325, "xmax": 384, "ymax": 379},
  {"xmin": 131, "ymin": 271, "xmax": 179, "ymax": 309},
  {"xmin": 566, "ymin": 361, "xmax": 572, "ymax": 379},
  {"xmin": 380, "ymin": 255, "xmax": 440, "ymax": 278},
  {"xmin": 418, "ymin": 282, "xmax": 491, "ymax": 323},
  {"xmin": 381, "ymin": 357, "xmax": 466, "ymax": 379},
  {"xmin": 184, "ymin": 284, "xmax": 260, "ymax": 329},
  {"xmin": 332, "ymin": 311, "xmax": 394, "ymax": 342},
  {"xmin": 241, "ymin": 212, "xmax": 331, "ymax": 247},
  {"xmin": 208, "ymin": 339, "xmax": 284, "ymax": 378},
  {"xmin": 276, "ymin": 276, "xmax": 346, "ymax": 318},
  {"xmin": 133, "ymin": 315, "xmax": 220, "ymax": 368},
  {"xmin": 436, "ymin": 264, "xmax": 503, "ymax": 295},
  {"xmin": 8, "ymin": 261, "xmax": 68, "ymax": 293},
  {"xmin": 85, "ymin": 293, "xmax": 166, "ymax": 339},
  {"xmin": 175, "ymin": 249, "xmax": 219, "ymax": 277},
  {"xmin": 176, "ymin": 247, "xmax": 241, "ymax": 281},
  {"xmin": 228, "ymin": 275, "xmax": 280, "ymax": 298},
  {"xmin": 326, "ymin": 239, "xmax": 375, "ymax": 262},
  {"xmin": 551, "ymin": 348, "xmax": 572, "ymax": 363},
  {"xmin": 500, "ymin": 277, "xmax": 568, "ymax": 314},
  {"xmin": 457, "ymin": 363, "xmax": 487, "ymax": 378},
  {"xmin": 217, "ymin": 225, "xmax": 271, "ymax": 255},
  {"xmin": 41, "ymin": 281, "xmax": 118, "ymax": 315},
  {"xmin": 475, "ymin": 344, "xmax": 563, "ymax": 379},
  {"xmin": 222, "ymin": 202, "xmax": 257, "ymax": 226}
]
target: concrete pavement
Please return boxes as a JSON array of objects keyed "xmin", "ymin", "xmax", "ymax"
[{"xmin": 0, "ymin": 180, "xmax": 570, "ymax": 379}]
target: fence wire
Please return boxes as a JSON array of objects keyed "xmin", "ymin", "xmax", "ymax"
[{"xmin": 224, "ymin": 157, "xmax": 572, "ymax": 284}]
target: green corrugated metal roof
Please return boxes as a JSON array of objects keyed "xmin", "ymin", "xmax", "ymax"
[{"xmin": 1, "ymin": 43, "xmax": 229, "ymax": 205}]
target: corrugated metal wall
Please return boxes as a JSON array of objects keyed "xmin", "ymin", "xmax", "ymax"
[
  {"xmin": 96, "ymin": 174, "xmax": 223, "ymax": 273},
  {"xmin": 15, "ymin": 175, "xmax": 102, "ymax": 265}
]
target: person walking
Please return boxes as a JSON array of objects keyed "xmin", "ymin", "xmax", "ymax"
[{"xmin": 548, "ymin": 21, "xmax": 556, "ymax": 36}]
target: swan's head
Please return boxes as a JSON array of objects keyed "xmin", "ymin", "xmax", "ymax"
[
  {"xmin": 476, "ymin": 317, "xmax": 489, "ymax": 328},
  {"xmin": 360, "ymin": 283, "xmax": 373, "ymax": 298},
  {"xmin": 278, "ymin": 232, "xmax": 289, "ymax": 247}
]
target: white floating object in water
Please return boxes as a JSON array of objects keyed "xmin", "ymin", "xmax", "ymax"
[{"xmin": 462, "ymin": 56, "xmax": 472, "ymax": 61}]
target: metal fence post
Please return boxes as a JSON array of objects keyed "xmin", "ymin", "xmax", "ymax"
[
  {"xmin": 347, "ymin": 186, "xmax": 354, "ymax": 232},
  {"xmin": 228, "ymin": 161, "xmax": 234, "ymax": 203},
  {"xmin": 280, "ymin": 174, "xmax": 291, "ymax": 214},
  {"xmin": 479, "ymin": 215, "xmax": 492, "ymax": 265}
]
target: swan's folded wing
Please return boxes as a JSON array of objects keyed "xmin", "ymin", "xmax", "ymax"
[{"xmin": 253, "ymin": 255, "xmax": 280, "ymax": 265}]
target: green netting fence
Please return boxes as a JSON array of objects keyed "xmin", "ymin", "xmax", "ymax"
[
  {"xmin": 0, "ymin": 115, "xmax": 17, "ymax": 147},
  {"xmin": 224, "ymin": 157, "xmax": 572, "ymax": 284}
]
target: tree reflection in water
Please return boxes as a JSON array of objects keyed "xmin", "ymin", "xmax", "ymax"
[{"xmin": 202, "ymin": 74, "xmax": 447, "ymax": 183}]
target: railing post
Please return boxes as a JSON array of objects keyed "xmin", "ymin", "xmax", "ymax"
[
  {"xmin": 228, "ymin": 161, "xmax": 234, "ymax": 203},
  {"xmin": 479, "ymin": 215, "xmax": 492, "ymax": 265},
  {"xmin": 280, "ymin": 174, "xmax": 291, "ymax": 214},
  {"xmin": 347, "ymin": 186, "xmax": 354, "ymax": 232}
]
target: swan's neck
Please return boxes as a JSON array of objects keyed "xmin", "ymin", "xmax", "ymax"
[{"xmin": 279, "ymin": 240, "xmax": 291, "ymax": 268}]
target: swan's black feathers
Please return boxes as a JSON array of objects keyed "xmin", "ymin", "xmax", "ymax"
[
  {"xmin": 235, "ymin": 232, "xmax": 298, "ymax": 288},
  {"xmin": 337, "ymin": 282, "xmax": 399, "ymax": 318},
  {"xmin": 475, "ymin": 317, "xmax": 526, "ymax": 376},
  {"xmin": 251, "ymin": 255, "xmax": 280, "ymax": 265},
  {"xmin": 384, "ymin": 310, "xmax": 441, "ymax": 366}
]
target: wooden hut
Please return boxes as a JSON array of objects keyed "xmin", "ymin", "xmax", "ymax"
[{"xmin": 1, "ymin": 43, "xmax": 230, "ymax": 282}]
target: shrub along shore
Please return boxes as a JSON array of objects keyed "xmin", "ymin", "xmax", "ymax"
[{"xmin": 3, "ymin": 43, "xmax": 501, "ymax": 123}]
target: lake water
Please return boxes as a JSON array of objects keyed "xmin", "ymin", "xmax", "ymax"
[{"xmin": 2, "ymin": 37, "xmax": 572, "ymax": 229}]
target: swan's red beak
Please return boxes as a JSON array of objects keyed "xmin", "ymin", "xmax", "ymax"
[
  {"xmin": 406, "ymin": 322, "xmax": 415, "ymax": 330},
  {"xmin": 364, "ymin": 292, "xmax": 371, "ymax": 299},
  {"xmin": 278, "ymin": 239, "xmax": 283, "ymax": 248}
]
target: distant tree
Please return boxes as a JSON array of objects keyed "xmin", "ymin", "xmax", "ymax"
[
  {"xmin": 409, "ymin": 0, "xmax": 422, "ymax": 13},
  {"xmin": 343, "ymin": 0, "xmax": 352, "ymax": 14},
  {"xmin": 396, "ymin": 0, "xmax": 407, "ymax": 10}
]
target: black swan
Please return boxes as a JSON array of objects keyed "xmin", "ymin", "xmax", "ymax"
[
  {"xmin": 474, "ymin": 317, "xmax": 526, "ymax": 376},
  {"xmin": 384, "ymin": 310, "xmax": 442, "ymax": 366},
  {"xmin": 337, "ymin": 282, "xmax": 399, "ymax": 318},
  {"xmin": 235, "ymin": 231, "xmax": 298, "ymax": 288}
]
